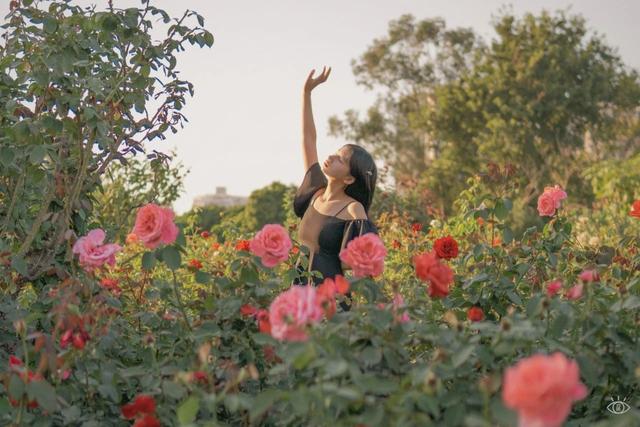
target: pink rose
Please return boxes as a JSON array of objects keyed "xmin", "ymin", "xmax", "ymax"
[
  {"xmin": 72, "ymin": 229, "xmax": 121, "ymax": 272},
  {"xmin": 413, "ymin": 250, "xmax": 454, "ymax": 298},
  {"xmin": 132, "ymin": 204, "xmax": 179, "ymax": 249},
  {"xmin": 565, "ymin": 284, "xmax": 583, "ymax": 300},
  {"xmin": 536, "ymin": 193, "xmax": 557, "ymax": 217},
  {"xmin": 544, "ymin": 185, "xmax": 567, "ymax": 208},
  {"xmin": 249, "ymin": 224, "xmax": 292, "ymax": 268},
  {"xmin": 269, "ymin": 286, "xmax": 324, "ymax": 341},
  {"xmin": 578, "ymin": 269, "xmax": 599, "ymax": 283},
  {"xmin": 502, "ymin": 352, "xmax": 588, "ymax": 427},
  {"xmin": 339, "ymin": 233, "xmax": 387, "ymax": 278},
  {"xmin": 546, "ymin": 280, "xmax": 562, "ymax": 298},
  {"xmin": 316, "ymin": 275, "xmax": 350, "ymax": 319},
  {"xmin": 537, "ymin": 185, "xmax": 568, "ymax": 217},
  {"xmin": 391, "ymin": 293, "xmax": 410, "ymax": 323}
]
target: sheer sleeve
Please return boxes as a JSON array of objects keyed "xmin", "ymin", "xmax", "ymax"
[
  {"xmin": 293, "ymin": 162, "xmax": 328, "ymax": 218},
  {"xmin": 339, "ymin": 219, "xmax": 379, "ymax": 271}
]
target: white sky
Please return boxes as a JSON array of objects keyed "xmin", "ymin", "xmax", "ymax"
[{"xmin": 86, "ymin": 1, "xmax": 640, "ymax": 213}]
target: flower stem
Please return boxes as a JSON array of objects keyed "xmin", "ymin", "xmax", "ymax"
[{"xmin": 172, "ymin": 270, "xmax": 192, "ymax": 332}]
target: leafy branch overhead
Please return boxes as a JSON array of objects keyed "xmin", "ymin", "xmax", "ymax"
[
  {"xmin": 329, "ymin": 11, "xmax": 640, "ymax": 223},
  {"xmin": 0, "ymin": 0, "xmax": 213, "ymax": 280}
]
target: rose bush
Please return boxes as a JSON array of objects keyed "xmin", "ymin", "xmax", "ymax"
[
  {"xmin": 0, "ymin": 2, "xmax": 639, "ymax": 425},
  {"xmin": 2, "ymin": 166, "xmax": 639, "ymax": 426}
]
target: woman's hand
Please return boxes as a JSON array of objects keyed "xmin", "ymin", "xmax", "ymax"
[{"xmin": 304, "ymin": 66, "xmax": 331, "ymax": 93}]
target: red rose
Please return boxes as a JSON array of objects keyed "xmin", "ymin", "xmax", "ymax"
[
  {"xmin": 72, "ymin": 333, "xmax": 86, "ymax": 350},
  {"xmin": 9, "ymin": 355, "xmax": 22, "ymax": 370},
  {"xmin": 392, "ymin": 239, "xmax": 401, "ymax": 249},
  {"xmin": 235, "ymin": 240, "xmax": 251, "ymax": 251},
  {"xmin": 256, "ymin": 309, "xmax": 271, "ymax": 334},
  {"xmin": 100, "ymin": 278, "xmax": 122, "ymax": 296},
  {"xmin": 467, "ymin": 306, "xmax": 484, "ymax": 322},
  {"xmin": 121, "ymin": 394, "xmax": 156, "ymax": 419},
  {"xmin": 240, "ymin": 304, "xmax": 257, "ymax": 317},
  {"xmin": 433, "ymin": 236, "xmax": 458, "ymax": 260},
  {"xmin": 413, "ymin": 251, "xmax": 454, "ymax": 298},
  {"xmin": 192, "ymin": 371, "xmax": 208, "ymax": 383},
  {"xmin": 188, "ymin": 259, "xmax": 203, "ymax": 270},
  {"xmin": 200, "ymin": 231, "xmax": 211, "ymax": 238},
  {"xmin": 411, "ymin": 223, "xmax": 423, "ymax": 233},
  {"xmin": 60, "ymin": 329, "xmax": 73, "ymax": 349},
  {"xmin": 630, "ymin": 200, "xmax": 640, "ymax": 218}
]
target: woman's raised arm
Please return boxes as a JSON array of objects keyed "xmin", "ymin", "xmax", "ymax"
[{"xmin": 302, "ymin": 66, "xmax": 331, "ymax": 172}]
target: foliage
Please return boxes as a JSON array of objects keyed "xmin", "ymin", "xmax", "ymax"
[
  {"xmin": 1, "ymin": 162, "xmax": 639, "ymax": 425},
  {"xmin": 243, "ymin": 182, "xmax": 295, "ymax": 232},
  {"xmin": 330, "ymin": 10, "xmax": 640, "ymax": 225},
  {"xmin": 92, "ymin": 149, "xmax": 189, "ymax": 241},
  {"xmin": 0, "ymin": 0, "xmax": 212, "ymax": 281}
]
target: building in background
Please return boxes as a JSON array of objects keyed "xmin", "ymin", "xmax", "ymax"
[{"xmin": 192, "ymin": 186, "xmax": 248, "ymax": 209}]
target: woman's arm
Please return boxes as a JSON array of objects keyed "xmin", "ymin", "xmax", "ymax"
[{"xmin": 302, "ymin": 66, "xmax": 331, "ymax": 172}]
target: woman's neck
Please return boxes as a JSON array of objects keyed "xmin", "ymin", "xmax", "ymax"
[{"xmin": 321, "ymin": 180, "xmax": 347, "ymax": 202}]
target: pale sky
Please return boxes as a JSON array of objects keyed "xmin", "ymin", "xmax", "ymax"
[{"xmin": 89, "ymin": 1, "xmax": 640, "ymax": 213}]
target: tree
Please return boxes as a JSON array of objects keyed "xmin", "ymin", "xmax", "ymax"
[
  {"xmin": 0, "ymin": 0, "xmax": 213, "ymax": 280},
  {"xmin": 329, "ymin": 10, "xmax": 640, "ymax": 221},
  {"xmin": 428, "ymin": 10, "xmax": 640, "ymax": 213},
  {"xmin": 328, "ymin": 14, "xmax": 481, "ymax": 197},
  {"xmin": 91, "ymin": 149, "xmax": 188, "ymax": 241},
  {"xmin": 244, "ymin": 182, "xmax": 295, "ymax": 231}
]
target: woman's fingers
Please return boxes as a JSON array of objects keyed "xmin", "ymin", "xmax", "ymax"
[
  {"xmin": 305, "ymin": 66, "xmax": 331, "ymax": 90},
  {"xmin": 323, "ymin": 67, "xmax": 331, "ymax": 80}
]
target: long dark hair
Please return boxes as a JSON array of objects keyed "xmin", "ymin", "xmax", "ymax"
[{"xmin": 344, "ymin": 144, "xmax": 377, "ymax": 216}]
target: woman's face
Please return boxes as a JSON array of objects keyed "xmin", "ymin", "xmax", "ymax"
[{"xmin": 321, "ymin": 146, "xmax": 353, "ymax": 182}]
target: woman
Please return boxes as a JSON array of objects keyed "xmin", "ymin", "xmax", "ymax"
[{"xmin": 292, "ymin": 66, "xmax": 380, "ymax": 310}]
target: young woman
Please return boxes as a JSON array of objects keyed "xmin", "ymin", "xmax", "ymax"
[{"xmin": 292, "ymin": 66, "xmax": 380, "ymax": 309}]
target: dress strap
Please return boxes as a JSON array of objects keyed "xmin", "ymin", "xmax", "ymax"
[
  {"xmin": 309, "ymin": 189, "xmax": 323, "ymax": 209},
  {"xmin": 333, "ymin": 200, "xmax": 357, "ymax": 218}
]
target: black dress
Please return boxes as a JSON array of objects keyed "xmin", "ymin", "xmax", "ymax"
[{"xmin": 291, "ymin": 162, "xmax": 379, "ymax": 294}]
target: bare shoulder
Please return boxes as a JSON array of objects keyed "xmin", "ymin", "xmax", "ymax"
[
  {"xmin": 313, "ymin": 187, "xmax": 325, "ymax": 199},
  {"xmin": 346, "ymin": 200, "xmax": 368, "ymax": 220}
]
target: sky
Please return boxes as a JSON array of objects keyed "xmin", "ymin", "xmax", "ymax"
[{"xmin": 85, "ymin": 0, "xmax": 640, "ymax": 213}]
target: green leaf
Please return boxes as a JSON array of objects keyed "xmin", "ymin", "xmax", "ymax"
[
  {"xmin": 27, "ymin": 380, "xmax": 58, "ymax": 412},
  {"xmin": 293, "ymin": 344, "xmax": 316, "ymax": 369},
  {"xmin": 0, "ymin": 146, "xmax": 14, "ymax": 166},
  {"xmin": 175, "ymin": 227, "xmax": 187, "ymax": 247},
  {"xmin": 502, "ymin": 227, "xmax": 513, "ymax": 244},
  {"xmin": 203, "ymin": 32, "xmax": 214, "ymax": 47},
  {"xmin": 550, "ymin": 313, "xmax": 569, "ymax": 338},
  {"xmin": 30, "ymin": 145, "xmax": 47, "ymax": 164},
  {"xmin": 359, "ymin": 346, "xmax": 382, "ymax": 367},
  {"xmin": 452, "ymin": 345, "xmax": 474, "ymax": 368},
  {"xmin": 161, "ymin": 246, "xmax": 181, "ymax": 270},
  {"xmin": 8, "ymin": 375, "xmax": 25, "ymax": 400},
  {"xmin": 494, "ymin": 198, "xmax": 510, "ymax": 220},
  {"xmin": 526, "ymin": 295, "xmax": 542, "ymax": 318},
  {"xmin": 506, "ymin": 290, "xmax": 523, "ymax": 305},
  {"xmin": 101, "ymin": 15, "xmax": 118, "ymax": 31},
  {"xmin": 194, "ymin": 270, "xmax": 211, "ymax": 284},
  {"xmin": 11, "ymin": 256, "xmax": 28, "ymax": 277},
  {"xmin": 141, "ymin": 251, "xmax": 156, "ymax": 271},
  {"xmin": 162, "ymin": 380, "xmax": 186, "ymax": 400},
  {"xmin": 43, "ymin": 17, "xmax": 58, "ymax": 34},
  {"xmin": 353, "ymin": 375, "xmax": 397, "ymax": 394},
  {"xmin": 250, "ymin": 390, "xmax": 281, "ymax": 422},
  {"xmin": 177, "ymin": 395, "xmax": 200, "ymax": 425}
]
